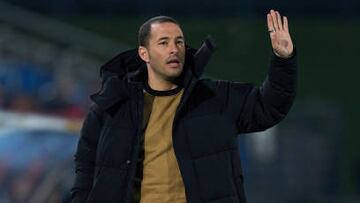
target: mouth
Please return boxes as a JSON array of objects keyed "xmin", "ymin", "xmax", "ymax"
[
  {"xmin": 166, "ymin": 59, "xmax": 180, "ymax": 65},
  {"xmin": 166, "ymin": 58, "xmax": 182, "ymax": 68}
]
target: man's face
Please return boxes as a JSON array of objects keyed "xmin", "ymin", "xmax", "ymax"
[{"xmin": 139, "ymin": 22, "xmax": 185, "ymax": 82}]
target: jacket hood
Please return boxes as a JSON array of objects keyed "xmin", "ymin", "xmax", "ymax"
[{"xmin": 91, "ymin": 36, "xmax": 216, "ymax": 111}]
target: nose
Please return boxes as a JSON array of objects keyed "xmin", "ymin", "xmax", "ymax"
[{"xmin": 169, "ymin": 42, "xmax": 179, "ymax": 54}]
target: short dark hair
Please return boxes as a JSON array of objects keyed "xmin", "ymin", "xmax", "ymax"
[{"xmin": 138, "ymin": 16, "xmax": 179, "ymax": 47}]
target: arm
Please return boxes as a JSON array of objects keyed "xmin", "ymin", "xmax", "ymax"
[
  {"xmin": 237, "ymin": 50, "xmax": 296, "ymax": 133},
  {"xmin": 224, "ymin": 10, "xmax": 297, "ymax": 133},
  {"xmin": 71, "ymin": 104, "xmax": 103, "ymax": 203}
]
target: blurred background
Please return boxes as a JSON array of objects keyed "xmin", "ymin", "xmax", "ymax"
[{"xmin": 0, "ymin": 0, "xmax": 359, "ymax": 202}]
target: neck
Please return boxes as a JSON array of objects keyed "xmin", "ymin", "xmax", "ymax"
[{"xmin": 147, "ymin": 76, "xmax": 178, "ymax": 91}]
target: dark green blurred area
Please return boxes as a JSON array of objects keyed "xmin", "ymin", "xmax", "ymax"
[{"xmin": 58, "ymin": 15, "xmax": 360, "ymax": 194}]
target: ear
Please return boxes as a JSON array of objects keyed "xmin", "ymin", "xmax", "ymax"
[{"xmin": 138, "ymin": 46, "xmax": 149, "ymax": 63}]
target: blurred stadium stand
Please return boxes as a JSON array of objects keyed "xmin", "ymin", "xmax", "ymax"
[
  {"xmin": 0, "ymin": 110, "xmax": 81, "ymax": 203},
  {"xmin": 0, "ymin": 3, "xmax": 128, "ymax": 201},
  {"xmin": 0, "ymin": 1, "xmax": 128, "ymax": 118}
]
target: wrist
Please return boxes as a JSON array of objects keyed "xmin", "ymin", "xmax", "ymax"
[{"xmin": 273, "ymin": 49, "xmax": 293, "ymax": 59}]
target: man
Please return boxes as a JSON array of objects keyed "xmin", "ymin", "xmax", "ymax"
[{"xmin": 71, "ymin": 10, "xmax": 297, "ymax": 203}]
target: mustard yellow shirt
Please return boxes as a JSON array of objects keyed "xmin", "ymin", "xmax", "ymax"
[{"xmin": 140, "ymin": 86, "xmax": 186, "ymax": 203}]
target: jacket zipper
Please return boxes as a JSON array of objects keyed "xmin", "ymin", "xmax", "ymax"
[{"xmin": 172, "ymin": 77, "xmax": 198, "ymax": 201}]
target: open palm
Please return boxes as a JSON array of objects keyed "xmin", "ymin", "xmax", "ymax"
[{"xmin": 267, "ymin": 10, "xmax": 294, "ymax": 58}]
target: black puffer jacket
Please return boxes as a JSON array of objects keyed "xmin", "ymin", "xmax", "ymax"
[{"xmin": 71, "ymin": 38, "xmax": 297, "ymax": 203}]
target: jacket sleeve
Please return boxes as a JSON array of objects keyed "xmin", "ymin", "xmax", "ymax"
[
  {"xmin": 223, "ymin": 50, "xmax": 297, "ymax": 134},
  {"xmin": 71, "ymin": 104, "xmax": 103, "ymax": 203}
]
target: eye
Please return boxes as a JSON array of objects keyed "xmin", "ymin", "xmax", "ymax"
[
  {"xmin": 159, "ymin": 41, "xmax": 168, "ymax": 45},
  {"xmin": 177, "ymin": 40, "xmax": 184, "ymax": 45}
]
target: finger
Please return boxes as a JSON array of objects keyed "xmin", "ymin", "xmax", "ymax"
[
  {"xmin": 276, "ymin": 11, "xmax": 283, "ymax": 30},
  {"xmin": 283, "ymin": 16, "xmax": 289, "ymax": 32},
  {"xmin": 270, "ymin": 10, "xmax": 279, "ymax": 31},
  {"xmin": 267, "ymin": 13, "xmax": 275, "ymax": 32}
]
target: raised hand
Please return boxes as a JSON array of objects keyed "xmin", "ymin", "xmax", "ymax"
[{"xmin": 267, "ymin": 10, "xmax": 294, "ymax": 58}]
